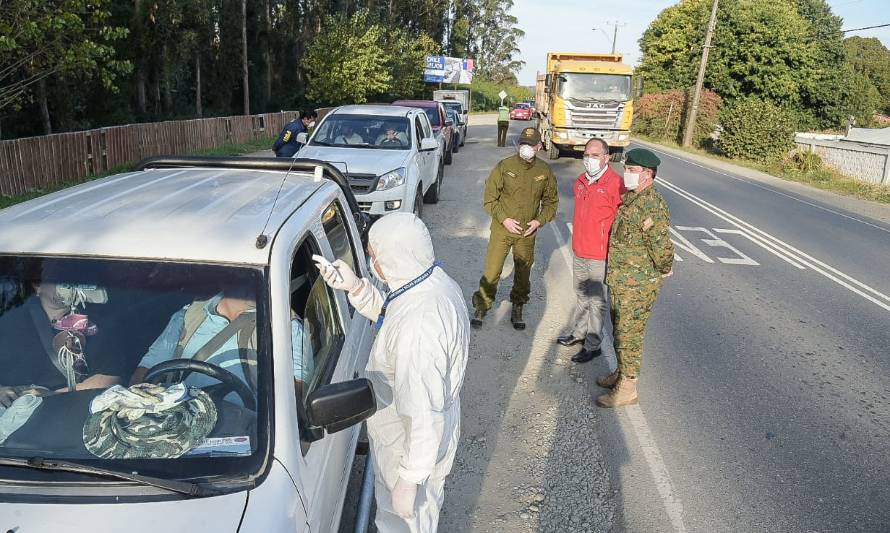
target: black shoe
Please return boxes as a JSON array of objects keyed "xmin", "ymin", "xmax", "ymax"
[
  {"xmin": 511, "ymin": 305, "xmax": 526, "ymax": 330},
  {"xmin": 571, "ymin": 348, "xmax": 602, "ymax": 363},
  {"xmin": 556, "ymin": 334, "xmax": 583, "ymax": 347},
  {"xmin": 471, "ymin": 308, "xmax": 486, "ymax": 329}
]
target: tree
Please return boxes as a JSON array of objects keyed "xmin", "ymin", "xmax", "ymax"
[
  {"xmin": 304, "ymin": 10, "xmax": 392, "ymax": 106},
  {"xmin": 385, "ymin": 30, "xmax": 440, "ymax": 100},
  {"xmin": 473, "ymin": 0, "xmax": 524, "ymax": 84},
  {"xmin": 844, "ymin": 36, "xmax": 890, "ymax": 115}
]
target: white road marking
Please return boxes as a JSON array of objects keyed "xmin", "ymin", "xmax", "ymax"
[
  {"xmin": 669, "ymin": 227, "xmax": 714, "ymax": 263},
  {"xmin": 712, "ymin": 228, "xmax": 807, "ymax": 269},
  {"xmin": 658, "ymin": 177, "xmax": 890, "ymax": 313},
  {"xmin": 674, "ymin": 253, "xmax": 684, "ymax": 262},
  {"xmin": 645, "ymin": 145, "xmax": 890, "ymax": 235},
  {"xmin": 675, "ymin": 226, "xmax": 759, "ymax": 266},
  {"xmin": 551, "ymin": 221, "xmax": 688, "ymax": 533}
]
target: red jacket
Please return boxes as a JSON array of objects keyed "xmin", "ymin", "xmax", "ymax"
[{"xmin": 571, "ymin": 166, "xmax": 624, "ymax": 260}]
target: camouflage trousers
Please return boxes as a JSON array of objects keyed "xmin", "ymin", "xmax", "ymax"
[{"xmin": 610, "ymin": 281, "xmax": 661, "ymax": 378}]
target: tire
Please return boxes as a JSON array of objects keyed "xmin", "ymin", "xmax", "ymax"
[
  {"xmin": 413, "ymin": 187, "xmax": 424, "ymax": 218},
  {"xmin": 423, "ymin": 166, "xmax": 442, "ymax": 204},
  {"xmin": 453, "ymin": 136, "xmax": 460, "ymax": 153},
  {"xmin": 444, "ymin": 142, "xmax": 453, "ymax": 165},
  {"xmin": 460, "ymin": 131, "xmax": 466, "ymax": 147},
  {"xmin": 548, "ymin": 142, "xmax": 560, "ymax": 160}
]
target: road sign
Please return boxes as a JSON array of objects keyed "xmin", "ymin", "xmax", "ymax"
[{"xmin": 498, "ymin": 90, "xmax": 508, "ymax": 100}]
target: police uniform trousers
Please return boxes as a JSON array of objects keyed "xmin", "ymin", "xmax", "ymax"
[
  {"xmin": 497, "ymin": 121, "xmax": 509, "ymax": 147},
  {"xmin": 472, "ymin": 226, "xmax": 536, "ymax": 312},
  {"xmin": 609, "ymin": 280, "xmax": 660, "ymax": 378}
]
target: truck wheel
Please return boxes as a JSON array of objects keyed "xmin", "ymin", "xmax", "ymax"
[
  {"xmin": 445, "ymin": 142, "xmax": 453, "ymax": 165},
  {"xmin": 548, "ymin": 142, "xmax": 560, "ymax": 160},
  {"xmin": 414, "ymin": 187, "xmax": 424, "ymax": 217},
  {"xmin": 610, "ymin": 149, "xmax": 624, "ymax": 162},
  {"xmin": 423, "ymin": 166, "xmax": 442, "ymax": 204}
]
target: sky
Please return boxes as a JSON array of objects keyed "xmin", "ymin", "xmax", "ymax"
[{"xmin": 511, "ymin": 0, "xmax": 890, "ymax": 86}]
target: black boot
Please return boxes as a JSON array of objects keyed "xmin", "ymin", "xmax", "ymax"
[
  {"xmin": 571, "ymin": 347, "xmax": 602, "ymax": 363},
  {"xmin": 511, "ymin": 304, "xmax": 526, "ymax": 330},
  {"xmin": 471, "ymin": 308, "xmax": 486, "ymax": 329}
]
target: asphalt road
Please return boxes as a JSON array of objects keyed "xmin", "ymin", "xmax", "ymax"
[{"xmin": 343, "ymin": 115, "xmax": 890, "ymax": 532}]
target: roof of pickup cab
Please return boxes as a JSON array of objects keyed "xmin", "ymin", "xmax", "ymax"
[
  {"xmin": 333, "ymin": 104, "xmax": 415, "ymax": 117},
  {"xmin": 0, "ymin": 166, "xmax": 330, "ymax": 265},
  {"xmin": 391, "ymin": 100, "xmax": 442, "ymax": 109}
]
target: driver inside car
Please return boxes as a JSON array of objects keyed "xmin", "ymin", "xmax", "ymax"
[
  {"xmin": 375, "ymin": 123, "xmax": 408, "ymax": 146},
  {"xmin": 130, "ymin": 287, "xmax": 310, "ymax": 399},
  {"xmin": 334, "ymin": 123, "xmax": 364, "ymax": 145},
  {"xmin": 0, "ymin": 282, "xmax": 122, "ymax": 407}
]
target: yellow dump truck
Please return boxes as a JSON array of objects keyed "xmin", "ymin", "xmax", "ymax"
[{"xmin": 536, "ymin": 52, "xmax": 635, "ymax": 160}]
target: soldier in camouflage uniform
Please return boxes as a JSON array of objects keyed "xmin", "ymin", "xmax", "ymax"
[{"xmin": 596, "ymin": 148, "xmax": 674, "ymax": 408}]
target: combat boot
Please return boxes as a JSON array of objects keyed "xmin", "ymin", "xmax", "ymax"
[
  {"xmin": 511, "ymin": 304, "xmax": 526, "ymax": 330},
  {"xmin": 470, "ymin": 308, "xmax": 486, "ymax": 329},
  {"xmin": 596, "ymin": 369, "xmax": 621, "ymax": 389},
  {"xmin": 596, "ymin": 376, "xmax": 638, "ymax": 408}
]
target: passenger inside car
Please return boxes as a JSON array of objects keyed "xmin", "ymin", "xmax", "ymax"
[
  {"xmin": 334, "ymin": 123, "xmax": 365, "ymax": 145},
  {"xmin": 375, "ymin": 122, "xmax": 409, "ymax": 146}
]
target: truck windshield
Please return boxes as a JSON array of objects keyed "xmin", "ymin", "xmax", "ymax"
[
  {"xmin": 311, "ymin": 114, "xmax": 412, "ymax": 150},
  {"xmin": 0, "ymin": 255, "xmax": 273, "ymax": 486},
  {"xmin": 558, "ymin": 73, "xmax": 631, "ymax": 102}
]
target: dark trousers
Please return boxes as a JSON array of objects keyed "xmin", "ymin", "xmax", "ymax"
[{"xmin": 497, "ymin": 121, "xmax": 509, "ymax": 146}]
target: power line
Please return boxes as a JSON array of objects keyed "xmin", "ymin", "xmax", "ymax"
[{"xmin": 842, "ymin": 23, "xmax": 890, "ymax": 33}]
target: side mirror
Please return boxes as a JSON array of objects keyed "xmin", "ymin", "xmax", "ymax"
[
  {"xmin": 296, "ymin": 132, "xmax": 308, "ymax": 144},
  {"xmin": 306, "ymin": 378, "xmax": 376, "ymax": 437},
  {"xmin": 420, "ymin": 137, "xmax": 439, "ymax": 151},
  {"xmin": 445, "ymin": 120, "xmax": 454, "ymax": 127}
]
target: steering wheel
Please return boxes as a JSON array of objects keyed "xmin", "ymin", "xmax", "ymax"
[
  {"xmin": 380, "ymin": 137, "xmax": 403, "ymax": 147},
  {"xmin": 144, "ymin": 359, "xmax": 256, "ymax": 411}
]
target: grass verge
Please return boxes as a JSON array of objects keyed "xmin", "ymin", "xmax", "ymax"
[
  {"xmin": 0, "ymin": 136, "xmax": 276, "ymax": 210},
  {"xmin": 637, "ymin": 135, "xmax": 890, "ymax": 205}
]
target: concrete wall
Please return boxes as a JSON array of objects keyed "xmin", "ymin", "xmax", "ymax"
[{"xmin": 794, "ymin": 135, "xmax": 890, "ymax": 185}]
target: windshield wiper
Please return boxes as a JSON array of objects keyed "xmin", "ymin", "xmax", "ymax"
[
  {"xmin": 0, "ymin": 456, "xmax": 209, "ymax": 497},
  {"xmin": 310, "ymin": 140, "xmax": 333, "ymax": 146}
]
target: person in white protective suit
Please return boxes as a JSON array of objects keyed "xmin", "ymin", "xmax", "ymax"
[{"xmin": 315, "ymin": 212, "xmax": 469, "ymax": 532}]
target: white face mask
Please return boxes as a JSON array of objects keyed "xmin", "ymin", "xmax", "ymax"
[
  {"xmin": 623, "ymin": 171, "xmax": 641, "ymax": 190},
  {"xmin": 583, "ymin": 156, "xmax": 603, "ymax": 179},
  {"xmin": 369, "ymin": 255, "xmax": 386, "ymax": 283},
  {"xmin": 518, "ymin": 144, "xmax": 536, "ymax": 162}
]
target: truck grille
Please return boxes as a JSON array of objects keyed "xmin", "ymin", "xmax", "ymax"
[
  {"xmin": 347, "ymin": 173, "xmax": 378, "ymax": 194},
  {"xmin": 565, "ymin": 101, "xmax": 625, "ymax": 130}
]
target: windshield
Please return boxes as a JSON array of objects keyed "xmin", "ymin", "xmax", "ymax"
[
  {"xmin": 558, "ymin": 73, "xmax": 631, "ymax": 102},
  {"xmin": 0, "ymin": 256, "xmax": 271, "ymax": 484},
  {"xmin": 311, "ymin": 114, "xmax": 412, "ymax": 150},
  {"xmin": 440, "ymin": 101, "xmax": 462, "ymax": 115}
]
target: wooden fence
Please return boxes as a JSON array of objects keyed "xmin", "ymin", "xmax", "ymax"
[{"xmin": 0, "ymin": 111, "xmax": 299, "ymax": 197}]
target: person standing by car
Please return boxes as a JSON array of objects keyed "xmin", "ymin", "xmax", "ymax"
[
  {"xmin": 596, "ymin": 148, "xmax": 674, "ymax": 408},
  {"xmin": 496, "ymin": 101, "xmax": 510, "ymax": 147},
  {"xmin": 557, "ymin": 138, "xmax": 624, "ymax": 363},
  {"xmin": 315, "ymin": 212, "xmax": 469, "ymax": 533},
  {"xmin": 272, "ymin": 110, "xmax": 317, "ymax": 157},
  {"xmin": 471, "ymin": 127, "xmax": 558, "ymax": 330}
]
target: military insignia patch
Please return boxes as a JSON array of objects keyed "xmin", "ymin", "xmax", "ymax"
[
  {"xmin": 643, "ymin": 217, "xmax": 654, "ymax": 230},
  {"xmin": 283, "ymin": 131, "xmax": 292, "ymax": 142},
  {"xmin": 534, "ymin": 174, "xmax": 546, "ymax": 181}
]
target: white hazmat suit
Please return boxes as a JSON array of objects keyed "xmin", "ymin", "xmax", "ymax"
[{"xmin": 317, "ymin": 212, "xmax": 470, "ymax": 532}]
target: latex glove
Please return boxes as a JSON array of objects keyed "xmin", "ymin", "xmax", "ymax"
[
  {"xmin": 392, "ymin": 478, "xmax": 418, "ymax": 519},
  {"xmin": 502, "ymin": 218, "xmax": 522, "ymax": 234},
  {"xmin": 523, "ymin": 219, "xmax": 541, "ymax": 237},
  {"xmin": 315, "ymin": 258, "xmax": 361, "ymax": 293}
]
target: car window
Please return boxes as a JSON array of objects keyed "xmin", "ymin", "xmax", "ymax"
[
  {"xmin": 320, "ymin": 201, "xmax": 359, "ymax": 317},
  {"xmin": 420, "ymin": 113, "xmax": 433, "ymax": 138},
  {"xmin": 415, "ymin": 116, "xmax": 425, "ymax": 144},
  {"xmin": 288, "ymin": 236, "xmax": 345, "ymax": 407},
  {"xmin": 422, "ymin": 107, "xmax": 440, "ymax": 127},
  {"xmin": 310, "ymin": 114, "xmax": 411, "ymax": 150}
]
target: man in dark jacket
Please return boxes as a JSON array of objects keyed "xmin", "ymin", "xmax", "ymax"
[{"xmin": 273, "ymin": 110, "xmax": 317, "ymax": 157}]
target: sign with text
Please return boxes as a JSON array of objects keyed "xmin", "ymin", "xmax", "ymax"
[{"xmin": 424, "ymin": 56, "xmax": 475, "ymax": 84}]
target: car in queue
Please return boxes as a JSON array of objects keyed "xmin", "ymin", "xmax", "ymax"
[
  {"xmin": 510, "ymin": 103, "xmax": 533, "ymax": 121},
  {"xmin": 438, "ymin": 100, "xmax": 467, "ymax": 146},
  {"xmin": 296, "ymin": 105, "xmax": 444, "ymax": 218},
  {"xmin": 391, "ymin": 99, "xmax": 455, "ymax": 166},
  {"xmin": 0, "ymin": 157, "xmax": 378, "ymax": 533},
  {"xmin": 446, "ymin": 109, "xmax": 467, "ymax": 153}
]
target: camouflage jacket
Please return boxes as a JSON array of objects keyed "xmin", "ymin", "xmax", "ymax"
[{"xmin": 605, "ymin": 185, "xmax": 673, "ymax": 288}]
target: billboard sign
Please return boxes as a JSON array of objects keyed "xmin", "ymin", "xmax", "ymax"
[{"xmin": 424, "ymin": 56, "xmax": 474, "ymax": 84}]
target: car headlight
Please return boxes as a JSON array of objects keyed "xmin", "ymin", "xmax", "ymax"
[{"xmin": 376, "ymin": 168, "xmax": 407, "ymax": 191}]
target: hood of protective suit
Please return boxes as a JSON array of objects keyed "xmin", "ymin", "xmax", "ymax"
[{"xmin": 368, "ymin": 213, "xmax": 435, "ymax": 289}]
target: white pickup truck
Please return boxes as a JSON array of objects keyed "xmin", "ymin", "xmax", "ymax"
[{"xmin": 0, "ymin": 157, "xmax": 378, "ymax": 532}]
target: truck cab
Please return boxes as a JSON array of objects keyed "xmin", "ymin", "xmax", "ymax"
[
  {"xmin": 0, "ymin": 157, "xmax": 377, "ymax": 532},
  {"xmin": 537, "ymin": 52, "xmax": 636, "ymax": 160}
]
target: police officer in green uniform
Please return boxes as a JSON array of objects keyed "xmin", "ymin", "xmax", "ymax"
[
  {"xmin": 596, "ymin": 148, "xmax": 674, "ymax": 408},
  {"xmin": 472, "ymin": 127, "xmax": 559, "ymax": 330},
  {"xmin": 496, "ymin": 102, "xmax": 510, "ymax": 147}
]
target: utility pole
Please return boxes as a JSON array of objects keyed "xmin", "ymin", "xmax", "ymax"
[
  {"xmin": 612, "ymin": 23, "xmax": 618, "ymax": 54},
  {"xmin": 683, "ymin": 0, "xmax": 718, "ymax": 147},
  {"xmin": 242, "ymin": 0, "xmax": 250, "ymax": 115},
  {"xmin": 592, "ymin": 21, "xmax": 625, "ymax": 55}
]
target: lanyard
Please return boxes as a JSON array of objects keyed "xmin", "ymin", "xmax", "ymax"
[{"xmin": 374, "ymin": 261, "xmax": 441, "ymax": 330}]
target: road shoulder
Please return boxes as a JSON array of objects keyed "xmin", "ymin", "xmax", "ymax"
[{"xmin": 635, "ymin": 138, "xmax": 890, "ymax": 226}]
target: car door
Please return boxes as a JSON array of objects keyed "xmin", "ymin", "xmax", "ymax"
[
  {"xmin": 419, "ymin": 112, "xmax": 439, "ymax": 174},
  {"xmin": 413, "ymin": 115, "xmax": 431, "ymax": 191}
]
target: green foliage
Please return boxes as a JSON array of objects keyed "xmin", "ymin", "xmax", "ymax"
[
  {"xmin": 469, "ymin": 78, "xmax": 532, "ymax": 111},
  {"xmin": 717, "ymin": 97, "xmax": 795, "ymax": 162},
  {"xmin": 781, "ymin": 149, "xmax": 822, "ymax": 174},
  {"xmin": 304, "ymin": 10, "xmax": 391, "ymax": 106},
  {"xmin": 384, "ymin": 31, "xmax": 440, "ymax": 101},
  {"xmin": 633, "ymin": 89, "xmax": 721, "ymax": 146},
  {"xmin": 638, "ymin": 0, "xmax": 858, "ymax": 129},
  {"xmin": 844, "ymin": 36, "xmax": 890, "ymax": 115}
]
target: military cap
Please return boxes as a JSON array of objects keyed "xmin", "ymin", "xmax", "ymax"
[
  {"xmin": 518, "ymin": 127, "xmax": 542, "ymax": 145},
  {"xmin": 624, "ymin": 148, "xmax": 661, "ymax": 169}
]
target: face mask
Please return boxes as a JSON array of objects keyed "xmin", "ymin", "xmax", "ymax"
[
  {"xmin": 583, "ymin": 157, "xmax": 603, "ymax": 179},
  {"xmin": 518, "ymin": 144, "xmax": 536, "ymax": 162},
  {"xmin": 623, "ymin": 171, "xmax": 641, "ymax": 190},
  {"xmin": 307, "ymin": 121, "xmax": 316, "ymax": 129},
  {"xmin": 369, "ymin": 256, "xmax": 386, "ymax": 283}
]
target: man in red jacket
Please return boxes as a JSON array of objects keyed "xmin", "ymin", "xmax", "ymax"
[{"xmin": 557, "ymin": 138, "xmax": 624, "ymax": 362}]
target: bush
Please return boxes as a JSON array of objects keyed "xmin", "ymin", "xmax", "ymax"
[
  {"xmin": 717, "ymin": 97, "xmax": 796, "ymax": 162},
  {"xmin": 469, "ymin": 78, "xmax": 533, "ymax": 111},
  {"xmin": 633, "ymin": 89, "xmax": 721, "ymax": 147},
  {"xmin": 781, "ymin": 149, "xmax": 823, "ymax": 174}
]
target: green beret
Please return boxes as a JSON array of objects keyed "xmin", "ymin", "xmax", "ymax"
[
  {"xmin": 518, "ymin": 127, "xmax": 541, "ymax": 145},
  {"xmin": 624, "ymin": 148, "xmax": 661, "ymax": 169}
]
